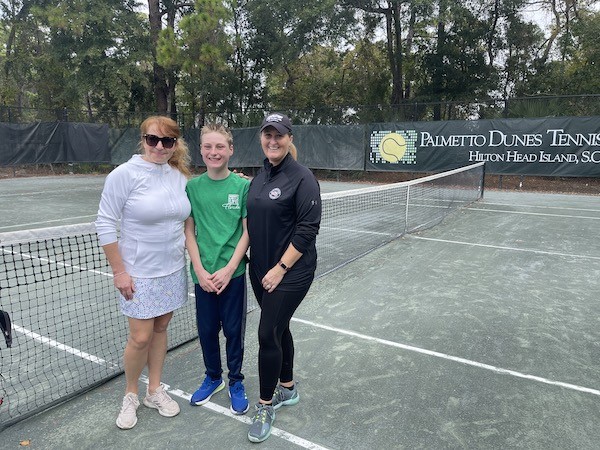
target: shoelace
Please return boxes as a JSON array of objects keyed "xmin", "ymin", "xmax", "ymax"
[
  {"xmin": 121, "ymin": 395, "xmax": 138, "ymax": 413},
  {"xmin": 274, "ymin": 386, "xmax": 290, "ymax": 403},
  {"xmin": 273, "ymin": 388, "xmax": 283, "ymax": 403},
  {"xmin": 202, "ymin": 379, "xmax": 217, "ymax": 390},
  {"xmin": 253, "ymin": 405, "xmax": 271, "ymax": 423}
]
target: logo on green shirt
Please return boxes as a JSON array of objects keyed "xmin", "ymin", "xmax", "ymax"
[{"xmin": 222, "ymin": 194, "xmax": 241, "ymax": 210}]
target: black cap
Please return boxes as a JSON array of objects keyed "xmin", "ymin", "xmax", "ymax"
[{"xmin": 260, "ymin": 113, "xmax": 293, "ymax": 135}]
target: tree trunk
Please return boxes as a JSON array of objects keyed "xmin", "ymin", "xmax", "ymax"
[
  {"xmin": 148, "ymin": 0, "xmax": 168, "ymax": 114},
  {"xmin": 390, "ymin": 1, "xmax": 404, "ymax": 106},
  {"xmin": 433, "ymin": 0, "xmax": 447, "ymax": 121}
]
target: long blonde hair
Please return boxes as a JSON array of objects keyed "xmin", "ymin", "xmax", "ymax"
[{"xmin": 140, "ymin": 116, "xmax": 191, "ymax": 178}]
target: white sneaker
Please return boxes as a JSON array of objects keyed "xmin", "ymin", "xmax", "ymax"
[
  {"xmin": 143, "ymin": 385, "xmax": 180, "ymax": 417},
  {"xmin": 116, "ymin": 393, "xmax": 140, "ymax": 429}
]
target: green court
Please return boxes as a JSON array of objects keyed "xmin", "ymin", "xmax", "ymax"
[{"xmin": 1, "ymin": 173, "xmax": 599, "ymax": 449}]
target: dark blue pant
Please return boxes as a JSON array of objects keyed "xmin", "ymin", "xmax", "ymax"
[{"xmin": 194, "ymin": 274, "xmax": 247, "ymax": 385}]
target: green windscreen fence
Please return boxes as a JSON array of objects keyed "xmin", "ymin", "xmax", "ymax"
[{"xmin": 1, "ymin": 117, "xmax": 599, "ymax": 176}]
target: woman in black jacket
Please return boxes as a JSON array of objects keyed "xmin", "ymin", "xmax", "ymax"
[{"xmin": 246, "ymin": 113, "xmax": 321, "ymax": 443}]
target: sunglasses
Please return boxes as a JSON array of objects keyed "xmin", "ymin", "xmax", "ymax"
[{"xmin": 143, "ymin": 134, "xmax": 177, "ymax": 149}]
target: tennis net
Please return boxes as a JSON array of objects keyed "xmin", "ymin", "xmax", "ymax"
[
  {"xmin": 0, "ymin": 161, "xmax": 484, "ymax": 429},
  {"xmin": 317, "ymin": 162, "xmax": 485, "ymax": 277}
]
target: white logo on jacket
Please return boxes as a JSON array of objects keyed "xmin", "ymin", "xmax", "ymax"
[{"xmin": 269, "ymin": 188, "xmax": 281, "ymax": 199}]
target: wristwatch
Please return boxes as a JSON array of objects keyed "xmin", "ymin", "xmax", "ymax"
[{"xmin": 278, "ymin": 261, "xmax": 290, "ymax": 271}]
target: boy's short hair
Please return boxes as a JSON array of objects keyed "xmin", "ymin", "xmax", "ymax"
[{"xmin": 201, "ymin": 123, "xmax": 233, "ymax": 147}]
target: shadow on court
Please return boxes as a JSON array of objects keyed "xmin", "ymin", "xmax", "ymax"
[{"xmin": 1, "ymin": 178, "xmax": 600, "ymax": 449}]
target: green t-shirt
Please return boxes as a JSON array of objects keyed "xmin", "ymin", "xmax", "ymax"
[{"xmin": 185, "ymin": 172, "xmax": 250, "ymax": 283}]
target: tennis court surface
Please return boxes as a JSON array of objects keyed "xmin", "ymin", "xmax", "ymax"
[{"xmin": 1, "ymin": 169, "xmax": 599, "ymax": 449}]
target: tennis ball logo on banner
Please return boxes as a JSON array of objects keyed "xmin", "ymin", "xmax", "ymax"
[
  {"xmin": 380, "ymin": 133, "xmax": 406, "ymax": 162},
  {"xmin": 369, "ymin": 130, "xmax": 418, "ymax": 165}
]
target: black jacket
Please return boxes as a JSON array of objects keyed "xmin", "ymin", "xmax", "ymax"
[{"xmin": 247, "ymin": 154, "xmax": 321, "ymax": 289}]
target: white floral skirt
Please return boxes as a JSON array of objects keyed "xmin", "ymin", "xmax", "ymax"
[{"xmin": 119, "ymin": 267, "xmax": 188, "ymax": 319}]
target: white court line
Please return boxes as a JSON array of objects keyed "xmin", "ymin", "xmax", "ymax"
[
  {"xmin": 2, "ymin": 247, "xmax": 110, "ymax": 276},
  {"xmin": 137, "ymin": 375, "xmax": 330, "ymax": 450},
  {"xmin": 2, "ymin": 248, "xmax": 197, "ymax": 290},
  {"xmin": 0, "ymin": 215, "xmax": 97, "ymax": 231},
  {"xmin": 11, "ymin": 323, "xmax": 329, "ymax": 449},
  {"xmin": 13, "ymin": 292, "xmax": 600, "ymax": 446},
  {"xmin": 409, "ymin": 236, "xmax": 600, "ymax": 261},
  {"xmin": 0, "ymin": 187, "xmax": 101, "ymax": 198},
  {"xmin": 12, "ymin": 324, "xmax": 119, "ymax": 369},
  {"xmin": 481, "ymin": 201, "xmax": 600, "ymax": 213},
  {"xmin": 4, "ymin": 248, "xmax": 199, "ymax": 302},
  {"xmin": 322, "ymin": 226, "xmax": 393, "ymax": 237},
  {"xmin": 470, "ymin": 207, "xmax": 600, "ymax": 220},
  {"xmin": 292, "ymin": 318, "xmax": 600, "ymax": 397}
]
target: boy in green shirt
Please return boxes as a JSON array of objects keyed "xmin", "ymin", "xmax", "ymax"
[{"xmin": 184, "ymin": 123, "xmax": 250, "ymax": 414}]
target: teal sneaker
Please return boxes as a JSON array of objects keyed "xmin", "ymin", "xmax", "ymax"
[
  {"xmin": 247, "ymin": 403, "xmax": 275, "ymax": 443},
  {"xmin": 271, "ymin": 384, "xmax": 299, "ymax": 410}
]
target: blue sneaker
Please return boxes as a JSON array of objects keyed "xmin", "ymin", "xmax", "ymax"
[
  {"xmin": 190, "ymin": 376, "xmax": 225, "ymax": 406},
  {"xmin": 228, "ymin": 381, "xmax": 249, "ymax": 415},
  {"xmin": 247, "ymin": 403, "xmax": 275, "ymax": 443}
]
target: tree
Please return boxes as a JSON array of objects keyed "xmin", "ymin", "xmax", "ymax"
[
  {"xmin": 157, "ymin": 0, "xmax": 234, "ymax": 126},
  {"xmin": 343, "ymin": 39, "xmax": 392, "ymax": 121},
  {"xmin": 0, "ymin": 0, "xmax": 43, "ymax": 115},
  {"xmin": 415, "ymin": 0, "xmax": 497, "ymax": 119},
  {"xmin": 264, "ymin": 40, "xmax": 391, "ymax": 123},
  {"xmin": 567, "ymin": 10, "xmax": 600, "ymax": 95},
  {"xmin": 245, "ymin": 0, "xmax": 356, "ymax": 111},
  {"xmin": 147, "ymin": 0, "xmax": 198, "ymax": 117},
  {"xmin": 523, "ymin": 7, "xmax": 600, "ymax": 114},
  {"xmin": 0, "ymin": 0, "xmax": 150, "ymax": 123},
  {"xmin": 227, "ymin": 0, "xmax": 265, "ymax": 124},
  {"xmin": 502, "ymin": 11, "xmax": 544, "ymax": 98},
  {"xmin": 148, "ymin": 0, "xmax": 169, "ymax": 113},
  {"xmin": 341, "ymin": 0, "xmax": 428, "ymax": 106}
]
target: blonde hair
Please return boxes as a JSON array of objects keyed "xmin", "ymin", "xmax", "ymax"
[
  {"xmin": 201, "ymin": 123, "xmax": 234, "ymax": 147},
  {"xmin": 140, "ymin": 116, "xmax": 191, "ymax": 178},
  {"xmin": 288, "ymin": 142, "xmax": 297, "ymax": 160}
]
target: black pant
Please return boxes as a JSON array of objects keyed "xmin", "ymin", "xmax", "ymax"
[{"xmin": 250, "ymin": 270, "xmax": 311, "ymax": 401}]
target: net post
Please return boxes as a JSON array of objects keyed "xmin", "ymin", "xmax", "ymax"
[
  {"xmin": 480, "ymin": 162, "xmax": 486, "ymax": 199},
  {"xmin": 404, "ymin": 185, "xmax": 411, "ymax": 235}
]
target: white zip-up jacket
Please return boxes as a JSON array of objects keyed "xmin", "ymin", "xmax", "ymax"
[{"xmin": 95, "ymin": 154, "xmax": 191, "ymax": 278}]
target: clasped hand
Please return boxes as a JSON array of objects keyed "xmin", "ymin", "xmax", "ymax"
[{"xmin": 197, "ymin": 266, "xmax": 234, "ymax": 295}]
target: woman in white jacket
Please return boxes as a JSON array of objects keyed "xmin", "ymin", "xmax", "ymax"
[{"xmin": 95, "ymin": 116, "xmax": 192, "ymax": 430}]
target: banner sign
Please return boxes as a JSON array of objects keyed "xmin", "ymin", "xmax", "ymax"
[
  {"xmin": 2, "ymin": 118, "xmax": 599, "ymax": 178},
  {"xmin": 366, "ymin": 116, "xmax": 600, "ymax": 176}
]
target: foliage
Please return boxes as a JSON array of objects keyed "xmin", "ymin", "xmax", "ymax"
[
  {"xmin": 245, "ymin": 0, "xmax": 356, "ymax": 107},
  {"xmin": 0, "ymin": 0, "xmax": 598, "ymax": 125},
  {"xmin": 0, "ymin": 0, "xmax": 150, "ymax": 123},
  {"xmin": 157, "ymin": 0, "xmax": 235, "ymax": 125}
]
